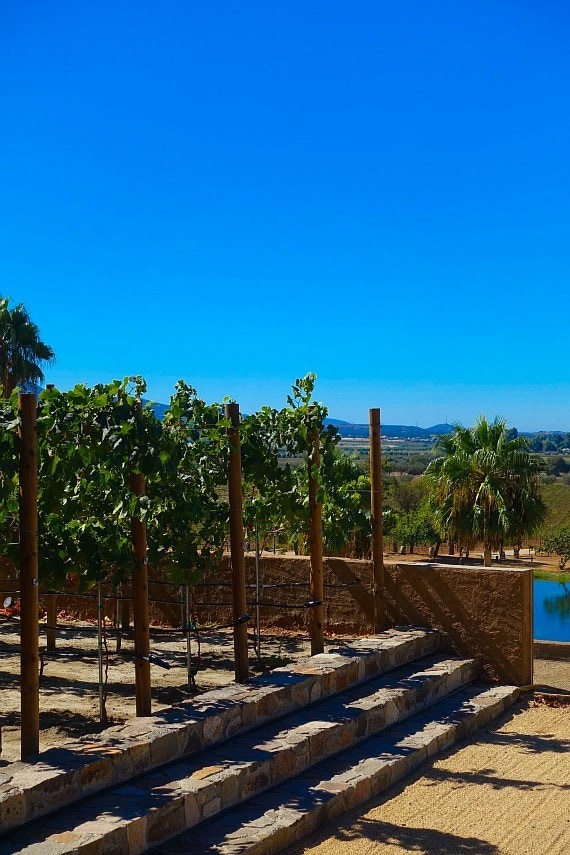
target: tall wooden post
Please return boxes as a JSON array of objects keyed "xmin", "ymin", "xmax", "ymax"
[
  {"xmin": 130, "ymin": 403, "xmax": 151, "ymax": 716},
  {"xmin": 19, "ymin": 393, "xmax": 39, "ymax": 760},
  {"xmin": 131, "ymin": 466, "xmax": 151, "ymax": 715},
  {"xmin": 121, "ymin": 582, "xmax": 130, "ymax": 629},
  {"xmin": 225, "ymin": 403, "xmax": 249, "ymax": 683},
  {"xmin": 46, "ymin": 594, "xmax": 57, "ymax": 651},
  {"xmin": 97, "ymin": 581, "xmax": 107, "ymax": 723},
  {"xmin": 369, "ymin": 408, "xmax": 385, "ymax": 632},
  {"xmin": 116, "ymin": 390, "xmax": 130, "ymax": 632},
  {"xmin": 308, "ymin": 430, "xmax": 324, "ymax": 655}
]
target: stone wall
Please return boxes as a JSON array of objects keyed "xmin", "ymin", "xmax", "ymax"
[
  {"xmin": 167, "ymin": 556, "xmax": 533, "ymax": 685},
  {"xmin": 0, "ymin": 554, "xmax": 533, "ymax": 684},
  {"xmin": 383, "ymin": 562, "xmax": 533, "ymax": 685}
]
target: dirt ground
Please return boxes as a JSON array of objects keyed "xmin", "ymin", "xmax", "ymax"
[
  {"xmin": 391, "ymin": 547, "xmax": 568, "ymax": 575},
  {"xmin": 0, "ymin": 618, "xmax": 324, "ymax": 763}
]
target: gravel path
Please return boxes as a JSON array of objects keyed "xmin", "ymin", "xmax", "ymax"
[{"xmin": 291, "ymin": 660, "xmax": 570, "ymax": 855}]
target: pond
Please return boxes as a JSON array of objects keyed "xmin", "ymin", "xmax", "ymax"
[{"xmin": 534, "ymin": 578, "xmax": 570, "ymax": 642}]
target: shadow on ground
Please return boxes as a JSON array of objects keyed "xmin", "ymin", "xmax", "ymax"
[{"xmin": 329, "ymin": 818, "xmax": 499, "ymax": 854}]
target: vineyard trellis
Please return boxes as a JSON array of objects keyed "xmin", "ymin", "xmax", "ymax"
[{"xmin": 0, "ymin": 375, "xmax": 384, "ymax": 760}]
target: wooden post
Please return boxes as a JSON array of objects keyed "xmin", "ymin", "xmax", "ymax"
[
  {"xmin": 97, "ymin": 581, "xmax": 107, "ymax": 723},
  {"xmin": 19, "ymin": 393, "xmax": 39, "ymax": 760},
  {"xmin": 225, "ymin": 402, "xmax": 249, "ymax": 683},
  {"xmin": 369, "ymin": 408, "xmax": 385, "ymax": 632},
  {"xmin": 185, "ymin": 586, "xmax": 193, "ymax": 689},
  {"xmin": 121, "ymin": 582, "xmax": 130, "ymax": 629},
  {"xmin": 46, "ymin": 594, "xmax": 57, "ymax": 651},
  {"xmin": 130, "ymin": 404, "xmax": 151, "ymax": 716},
  {"xmin": 117, "ymin": 388, "xmax": 130, "ymax": 635},
  {"xmin": 115, "ymin": 586, "xmax": 122, "ymax": 653},
  {"xmin": 308, "ymin": 429, "xmax": 324, "ymax": 655}
]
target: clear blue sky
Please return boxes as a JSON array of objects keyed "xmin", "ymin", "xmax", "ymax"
[{"xmin": 2, "ymin": 1, "xmax": 569, "ymax": 430}]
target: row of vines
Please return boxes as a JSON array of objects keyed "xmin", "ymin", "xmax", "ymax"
[
  {"xmin": 0, "ymin": 374, "xmax": 371, "ymax": 592},
  {"xmin": 0, "ymin": 373, "xmax": 381, "ymax": 759}
]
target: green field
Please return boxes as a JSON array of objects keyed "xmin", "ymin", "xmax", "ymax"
[
  {"xmin": 533, "ymin": 569, "xmax": 570, "ymax": 583},
  {"xmin": 339, "ymin": 438, "xmax": 434, "ymax": 475},
  {"xmin": 337, "ymin": 441, "xmax": 570, "ymax": 537},
  {"xmin": 538, "ymin": 482, "xmax": 570, "ymax": 536}
]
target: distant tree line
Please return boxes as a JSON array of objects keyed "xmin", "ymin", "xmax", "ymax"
[{"xmin": 527, "ymin": 432, "xmax": 570, "ymax": 454}]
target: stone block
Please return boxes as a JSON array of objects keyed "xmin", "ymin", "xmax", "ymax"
[
  {"xmin": 202, "ymin": 715, "xmax": 223, "ymax": 744},
  {"xmin": 201, "ymin": 795, "xmax": 222, "ymax": 819},
  {"xmin": 369, "ymin": 765, "xmax": 391, "ymax": 796},
  {"xmin": 324, "ymin": 789, "xmax": 348, "ymax": 821},
  {"xmin": 308, "ymin": 725, "xmax": 337, "ymax": 762},
  {"xmin": 0, "ymin": 790, "xmax": 25, "ymax": 830},
  {"xmin": 183, "ymin": 790, "xmax": 201, "ymax": 828},
  {"xmin": 145, "ymin": 799, "xmax": 185, "ymax": 845},
  {"xmin": 271, "ymin": 746, "xmax": 303, "ymax": 783},
  {"xmin": 242, "ymin": 769, "xmax": 271, "ymax": 800},
  {"xmin": 290, "ymin": 681, "xmax": 310, "ymax": 707},
  {"xmin": 220, "ymin": 771, "xmax": 240, "ymax": 805},
  {"xmin": 26, "ymin": 772, "xmax": 81, "ymax": 820},
  {"xmin": 345, "ymin": 776, "xmax": 372, "ymax": 808},
  {"xmin": 224, "ymin": 713, "xmax": 243, "ymax": 738},
  {"xmin": 126, "ymin": 815, "xmax": 147, "ymax": 855},
  {"xmin": 125, "ymin": 740, "xmax": 151, "ymax": 777},
  {"xmin": 149, "ymin": 730, "xmax": 183, "ymax": 769},
  {"xmin": 309, "ymin": 682, "xmax": 322, "ymax": 703},
  {"xmin": 80, "ymin": 819, "xmax": 128, "ymax": 853}
]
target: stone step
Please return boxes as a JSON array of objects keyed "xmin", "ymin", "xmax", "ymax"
[
  {"xmin": 0, "ymin": 653, "xmax": 476, "ymax": 854},
  {"xmin": 0, "ymin": 628, "xmax": 442, "ymax": 834},
  {"xmin": 153, "ymin": 683, "xmax": 519, "ymax": 855}
]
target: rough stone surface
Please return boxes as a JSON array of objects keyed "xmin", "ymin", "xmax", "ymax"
[
  {"xmin": 533, "ymin": 640, "xmax": 570, "ymax": 661},
  {"xmin": 152, "ymin": 684, "xmax": 519, "ymax": 855},
  {"xmin": 0, "ymin": 630, "xmax": 441, "ymax": 836},
  {"xmin": 0, "ymin": 651, "xmax": 479, "ymax": 853}
]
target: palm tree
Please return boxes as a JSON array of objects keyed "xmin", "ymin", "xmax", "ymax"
[
  {"xmin": 0, "ymin": 297, "xmax": 55, "ymax": 397},
  {"xmin": 425, "ymin": 416, "xmax": 546, "ymax": 566}
]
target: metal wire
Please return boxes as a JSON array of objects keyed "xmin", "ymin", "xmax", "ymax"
[
  {"xmin": 35, "ymin": 590, "xmax": 180, "ymax": 608},
  {"xmin": 184, "ymin": 614, "xmax": 251, "ymax": 633},
  {"xmin": 247, "ymin": 599, "xmax": 322, "ymax": 610},
  {"xmin": 324, "ymin": 581, "xmax": 360, "ymax": 588}
]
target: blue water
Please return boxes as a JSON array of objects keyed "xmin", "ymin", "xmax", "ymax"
[{"xmin": 534, "ymin": 579, "xmax": 570, "ymax": 641}]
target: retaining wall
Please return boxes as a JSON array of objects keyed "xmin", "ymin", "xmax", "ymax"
[
  {"xmin": 383, "ymin": 562, "xmax": 533, "ymax": 685},
  {"xmin": 160, "ymin": 556, "xmax": 533, "ymax": 685},
  {"xmin": 0, "ymin": 555, "xmax": 533, "ymax": 684}
]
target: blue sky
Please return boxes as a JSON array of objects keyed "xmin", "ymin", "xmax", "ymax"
[{"xmin": 2, "ymin": 1, "xmax": 569, "ymax": 430}]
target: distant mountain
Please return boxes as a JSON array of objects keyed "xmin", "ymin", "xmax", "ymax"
[
  {"xmin": 148, "ymin": 400, "xmax": 169, "ymax": 420},
  {"xmin": 426, "ymin": 423, "xmax": 454, "ymax": 435},
  {"xmin": 144, "ymin": 406, "xmax": 565, "ymax": 441},
  {"xmin": 143, "ymin": 407, "xmax": 452, "ymax": 439},
  {"xmin": 324, "ymin": 419, "xmax": 454, "ymax": 439}
]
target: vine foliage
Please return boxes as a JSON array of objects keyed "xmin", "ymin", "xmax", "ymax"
[{"xmin": 0, "ymin": 374, "xmax": 373, "ymax": 590}]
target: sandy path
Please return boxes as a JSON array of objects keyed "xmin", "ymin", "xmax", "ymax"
[{"xmin": 291, "ymin": 694, "xmax": 570, "ymax": 855}]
